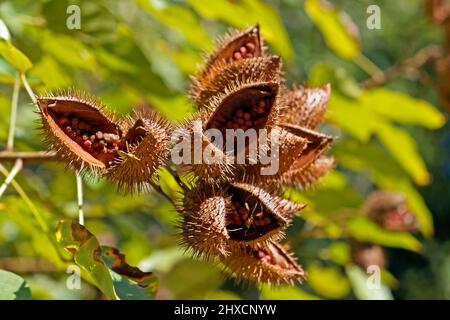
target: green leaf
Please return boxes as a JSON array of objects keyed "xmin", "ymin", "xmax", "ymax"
[
  {"xmin": 327, "ymin": 93, "xmax": 379, "ymax": 142},
  {"xmin": 0, "ymin": 269, "xmax": 31, "ymax": 300},
  {"xmin": 55, "ymin": 220, "xmax": 159, "ymax": 300},
  {"xmin": 375, "ymin": 121, "xmax": 430, "ymax": 185},
  {"xmin": 135, "ymin": 0, "xmax": 212, "ymax": 49},
  {"xmin": 305, "ymin": 0, "xmax": 359, "ymax": 59},
  {"xmin": 0, "ymin": 39, "xmax": 32, "ymax": 72},
  {"xmin": 361, "ymin": 88, "xmax": 446, "ymax": 129},
  {"xmin": 307, "ymin": 264, "xmax": 350, "ymax": 299},
  {"xmin": 346, "ymin": 265, "xmax": 393, "ymax": 300},
  {"xmin": 260, "ymin": 285, "xmax": 320, "ymax": 300},
  {"xmin": 347, "ymin": 217, "xmax": 422, "ymax": 252}
]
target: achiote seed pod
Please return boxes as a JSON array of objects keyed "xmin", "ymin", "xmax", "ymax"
[
  {"xmin": 221, "ymin": 240, "xmax": 306, "ymax": 285},
  {"xmin": 191, "ymin": 55, "xmax": 282, "ymax": 108},
  {"xmin": 105, "ymin": 111, "xmax": 171, "ymax": 193},
  {"xmin": 37, "ymin": 92, "xmax": 122, "ymax": 175},
  {"xmin": 193, "ymin": 25, "xmax": 264, "ymax": 106},
  {"xmin": 279, "ymin": 84, "xmax": 330, "ymax": 130},
  {"xmin": 364, "ymin": 191, "xmax": 419, "ymax": 232},
  {"xmin": 351, "ymin": 241, "xmax": 386, "ymax": 270},
  {"xmin": 179, "ymin": 182, "xmax": 305, "ymax": 259}
]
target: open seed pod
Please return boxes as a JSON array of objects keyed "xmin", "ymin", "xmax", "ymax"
[
  {"xmin": 179, "ymin": 182, "xmax": 305, "ymax": 259},
  {"xmin": 365, "ymin": 191, "xmax": 419, "ymax": 232},
  {"xmin": 280, "ymin": 156, "xmax": 335, "ymax": 190},
  {"xmin": 199, "ymin": 80, "xmax": 281, "ymax": 168},
  {"xmin": 279, "ymin": 84, "xmax": 330, "ymax": 130},
  {"xmin": 221, "ymin": 240, "xmax": 306, "ymax": 285},
  {"xmin": 194, "ymin": 25, "xmax": 264, "ymax": 97},
  {"xmin": 37, "ymin": 93, "xmax": 122, "ymax": 175},
  {"xmin": 351, "ymin": 241, "xmax": 386, "ymax": 270},
  {"xmin": 225, "ymin": 182, "xmax": 305, "ymax": 246},
  {"xmin": 241, "ymin": 126, "xmax": 309, "ymax": 182},
  {"xmin": 191, "ymin": 55, "xmax": 282, "ymax": 108},
  {"xmin": 279, "ymin": 123, "xmax": 334, "ymax": 174},
  {"xmin": 104, "ymin": 111, "xmax": 171, "ymax": 193}
]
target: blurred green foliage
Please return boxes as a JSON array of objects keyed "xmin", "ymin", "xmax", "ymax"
[{"xmin": 0, "ymin": 0, "xmax": 448, "ymax": 300}]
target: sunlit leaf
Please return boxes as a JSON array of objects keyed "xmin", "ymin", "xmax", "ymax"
[
  {"xmin": 307, "ymin": 263, "xmax": 350, "ymax": 299},
  {"xmin": 305, "ymin": 0, "xmax": 359, "ymax": 59},
  {"xmin": 375, "ymin": 121, "xmax": 430, "ymax": 185},
  {"xmin": 0, "ymin": 39, "xmax": 32, "ymax": 72},
  {"xmin": 347, "ymin": 217, "xmax": 422, "ymax": 252},
  {"xmin": 55, "ymin": 220, "xmax": 158, "ymax": 300},
  {"xmin": 0, "ymin": 269, "xmax": 31, "ymax": 300},
  {"xmin": 346, "ymin": 265, "xmax": 393, "ymax": 300},
  {"xmin": 361, "ymin": 88, "xmax": 446, "ymax": 129}
]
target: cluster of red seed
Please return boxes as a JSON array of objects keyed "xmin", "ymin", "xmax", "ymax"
[
  {"xmin": 210, "ymin": 99, "xmax": 268, "ymax": 137},
  {"xmin": 381, "ymin": 208, "xmax": 417, "ymax": 231},
  {"xmin": 232, "ymin": 41, "xmax": 256, "ymax": 61},
  {"xmin": 54, "ymin": 114, "xmax": 121, "ymax": 164},
  {"xmin": 228, "ymin": 197, "xmax": 272, "ymax": 228}
]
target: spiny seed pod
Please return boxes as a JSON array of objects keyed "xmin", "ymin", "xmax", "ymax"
[
  {"xmin": 278, "ymin": 156, "xmax": 335, "ymax": 190},
  {"xmin": 279, "ymin": 84, "xmax": 330, "ymax": 130},
  {"xmin": 191, "ymin": 55, "xmax": 282, "ymax": 108},
  {"xmin": 179, "ymin": 182, "xmax": 305, "ymax": 259},
  {"xmin": 351, "ymin": 242, "xmax": 386, "ymax": 270},
  {"xmin": 241, "ymin": 126, "xmax": 309, "ymax": 182},
  {"xmin": 221, "ymin": 240, "xmax": 305, "ymax": 285},
  {"xmin": 199, "ymin": 80, "xmax": 281, "ymax": 166},
  {"xmin": 174, "ymin": 117, "xmax": 236, "ymax": 184},
  {"xmin": 195, "ymin": 25, "xmax": 264, "ymax": 99},
  {"xmin": 278, "ymin": 123, "xmax": 334, "ymax": 173},
  {"xmin": 105, "ymin": 111, "xmax": 171, "ymax": 193},
  {"xmin": 37, "ymin": 92, "xmax": 122, "ymax": 175},
  {"xmin": 365, "ymin": 191, "xmax": 419, "ymax": 232},
  {"xmin": 225, "ymin": 182, "xmax": 305, "ymax": 246}
]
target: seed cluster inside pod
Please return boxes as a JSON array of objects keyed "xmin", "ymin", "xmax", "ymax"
[
  {"xmin": 206, "ymin": 86, "xmax": 275, "ymax": 152},
  {"xmin": 252, "ymin": 242, "xmax": 295, "ymax": 270},
  {"xmin": 40, "ymin": 98, "xmax": 123, "ymax": 167},
  {"xmin": 217, "ymin": 26, "xmax": 262, "ymax": 64},
  {"xmin": 226, "ymin": 186, "xmax": 280, "ymax": 241}
]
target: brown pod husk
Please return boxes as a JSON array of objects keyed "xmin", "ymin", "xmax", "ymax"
[
  {"xmin": 174, "ymin": 117, "xmax": 236, "ymax": 184},
  {"xmin": 179, "ymin": 182, "xmax": 305, "ymax": 259},
  {"xmin": 105, "ymin": 111, "xmax": 171, "ymax": 193},
  {"xmin": 191, "ymin": 56, "xmax": 282, "ymax": 108},
  {"xmin": 194, "ymin": 25, "xmax": 264, "ymax": 98},
  {"xmin": 221, "ymin": 240, "xmax": 306, "ymax": 285},
  {"xmin": 279, "ymin": 84, "xmax": 331, "ymax": 130},
  {"xmin": 351, "ymin": 242, "xmax": 386, "ymax": 270},
  {"xmin": 37, "ymin": 92, "xmax": 122, "ymax": 176},
  {"xmin": 278, "ymin": 156, "xmax": 335, "ymax": 190},
  {"xmin": 279, "ymin": 123, "xmax": 334, "ymax": 173},
  {"xmin": 364, "ymin": 191, "xmax": 419, "ymax": 232},
  {"xmin": 241, "ymin": 126, "xmax": 309, "ymax": 183},
  {"xmin": 179, "ymin": 186, "xmax": 233, "ymax": 259}
]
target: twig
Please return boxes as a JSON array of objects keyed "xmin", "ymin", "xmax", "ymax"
[
  {"xmin": 20, "ymin": 72, "xmax": 37, "ymax": 105},
  {"xmin": 166, "ymin": 164, "xmax": 187, "ymax": 190},
  {"xmin": 353, "ymin": 53, "xmax": 385, "ymax": 83},
  {"xmin": 76, "ymin": 170, "xmax": 84, "ymax": 225},
  {"xmin": 0, "ymin": 163, "xmax": 48, "ymax": 232},
  {"xmin": 0, "ymin": 151, "xmax": 57, "ymax": 163},
  {"xmin": 362, "ymin": 45, "xmax": 442, "ymax": 88},
  {"xmin": 0, "ymin": 257, "xmax": 57, "ymax": 273},
  {"xmin": 0, "ymin": 159, "xmax": 23, "ymax": 197},
  {"xmin": 6, "ymin": 76, "xmax": 20, "ymax": 151},
  {"xmin": 150, "ymin": 181, "xmax": 177, "ymax": 207}
]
